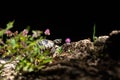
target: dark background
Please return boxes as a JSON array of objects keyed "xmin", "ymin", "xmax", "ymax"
[{"xmin": 0, "ymin": 3, "xmax": 120, "ymax": 42}]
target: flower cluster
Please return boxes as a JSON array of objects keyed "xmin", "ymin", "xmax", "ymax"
[
  {"xmin": 0, "ymin": 21, "xmax": 72, "ymax": 74},
  {"xmin": 44, "ymin": 28, "xmax": 50, "ymax": 35},
  {"xmin": 65, "ymin": 38, "xmax": 71, "ymax": 43}
]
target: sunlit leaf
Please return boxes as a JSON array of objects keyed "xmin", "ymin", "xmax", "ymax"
[
  {"xmin": 6, "ymin": 20, "xmax": 15, "ymax": 30},
  {"xmin": 28, "ymin": 67, "xmax": 34, "ymax": 72},
  {"xmin": 30, "ymin": 58, "xmax": 34, "ymax": 62},
  {"xmin": 42, "ymin": 58, "xmax": 52, "ymax": 64},
  {"xmin": 0, "ymin": 30, "xmax": 5, "ymax": 37},
  {"xmin": 23, "ymin": 65, "xmax": 29, "ymax": 72},
  {"xmin": 37, "ymin": 65, "xmax": 45, "ymax": 70},
  {"xmin": 10, "ymin": 38, "xmax": 16, "ymax": 46}
]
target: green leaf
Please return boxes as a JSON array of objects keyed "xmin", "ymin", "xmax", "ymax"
[
  {"xmin": 20, "ymin": 36, "xmax": 26, "ymax": 41},
  {"xmin": 10, "ymin": 38, "xmax": 16, "ymax": 48},
  {"xmin": 6, "ymin": 20, "xmax": 15, "ymax": 30},
  {"xmin": 30, "ymin": 58, "xmax": 34, "ymax": 62},
  {"xmin": 42, "ymin": 58, "xmax": 52, "ymax": 64},
  {"xmin": 0, "ymin": 30, "xmax": 6, "ymax": 37},
  {"xmin": 93, "ymin": 24, "xmax": 97, "ymax": 42},
  {"xmin": 28, "ymin": 67, "xmax": 34, "ymax": 72},
  {"xmin": 23, "ymin": 65, "xmax": 29, "ymax": 72},
  {"xmin": 37, "ymin": 65, "xmax": 45, "ymax": 70}
]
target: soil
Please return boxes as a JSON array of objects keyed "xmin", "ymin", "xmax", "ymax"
[{"xmin": 2, "ymin": 30, "xmax": 120, "ymax": 80}]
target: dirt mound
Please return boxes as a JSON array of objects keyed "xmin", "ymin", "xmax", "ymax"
[{"xmin": 14, "ymin": 30, "xmax": 120, "ymax": 80}]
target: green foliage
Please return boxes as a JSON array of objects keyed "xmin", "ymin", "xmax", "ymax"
[
  {"xmin": 0, "ymin": 21, "xmax": 55, "ymax": 73},
  {"xmin": 0, "ymin": 20, "xmax": 15, "ymax": 37},
  {"xmin": 56, "ymin": 46, "xmax": 63, "ymax": 54}
]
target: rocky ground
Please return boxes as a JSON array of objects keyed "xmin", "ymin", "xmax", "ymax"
[{"xmin": 0, "ymin": 30, "xmax": 120, "ymax": 80}]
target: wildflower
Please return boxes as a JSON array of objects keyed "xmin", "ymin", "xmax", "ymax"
[
  {"xmin": 22, "ymin": 29, "xmax": 28, "ymax": 36},
  {"xmin": 44, "ymin": 28, "xmax": 50, "ymax": 35},
  {"xmin": 65, "ymin": 38, "xmax": 71, "ymax": 43},
  {"xmin": 5, "ymin": 30, "xmax": 13, "ymax": 37}
]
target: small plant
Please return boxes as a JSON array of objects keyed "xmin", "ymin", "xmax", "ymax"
[
  {"xmin": 93, "ymin": 24, "xmax": 97, "ymax": 42},
  {"xmin": 0, "ymin": 20, "xmax": 15, "ymax": 37},
  {"xmin": 0, "ymin": 21, "xmax": 54, "ymax": 73}
]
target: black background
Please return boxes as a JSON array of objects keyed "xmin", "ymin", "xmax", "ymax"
[{"xmin": 0, "ymin": 2, "xmax": 120, "ymax": 42}]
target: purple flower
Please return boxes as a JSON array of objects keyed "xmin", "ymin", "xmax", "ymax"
[
  {"xmin": 65, "ymin": 38, "xmax": 71, "ymax": 43},
  {"xmin": 5, "ymin": 30, "xmax": 13, "ymax": 37},
  {"xmin": 22, "ymin": 29, "xmax": 28, "ymax": 36},
  {"xmin": 44, "ymin": 28, "xmax": 50, "ymax": 35}
]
